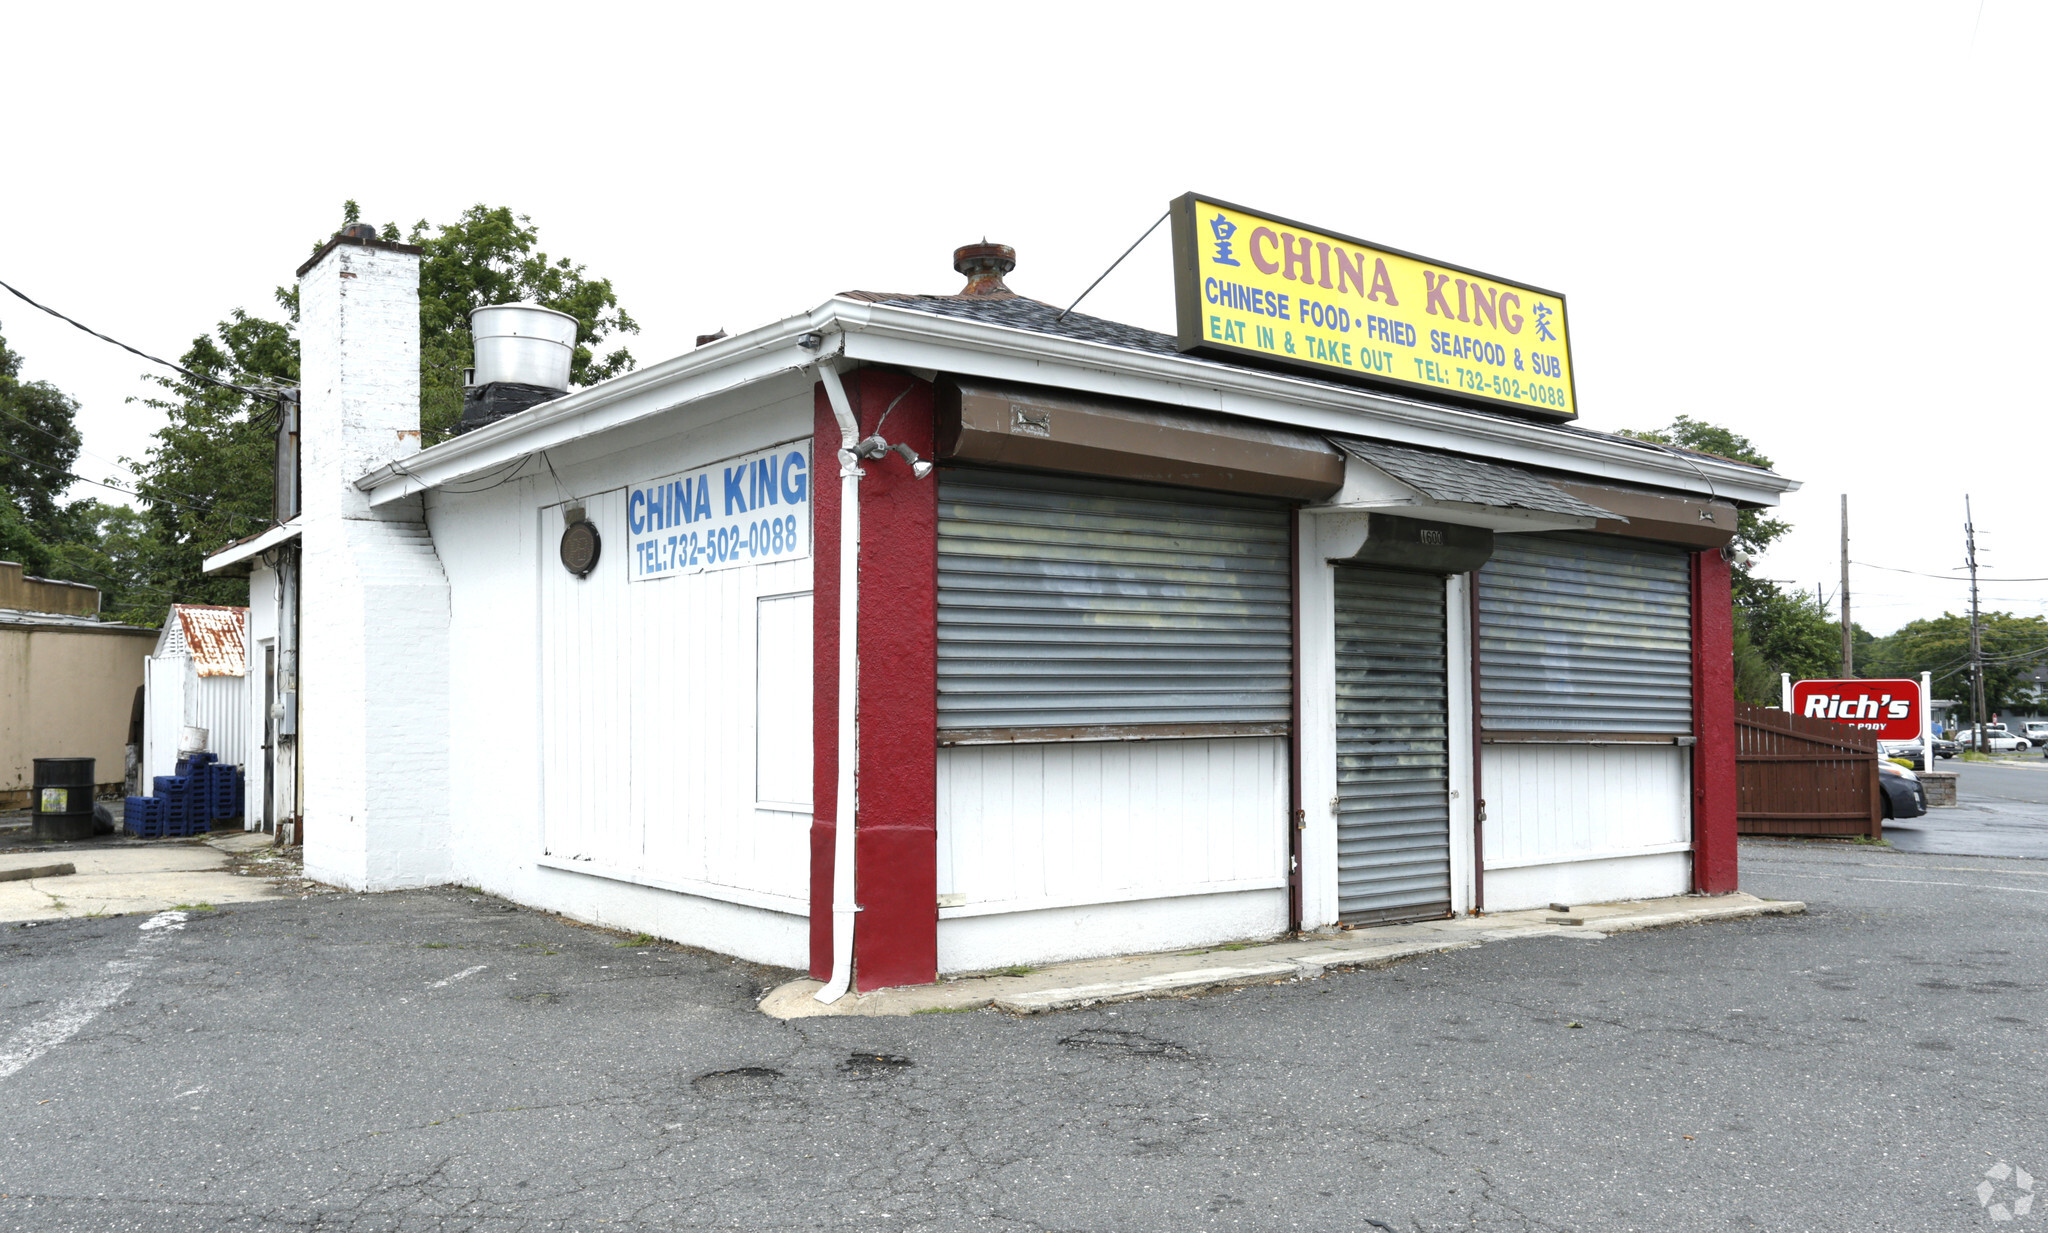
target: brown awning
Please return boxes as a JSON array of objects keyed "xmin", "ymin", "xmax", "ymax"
[
  {"xmin": 935, "ymin": 378, "xmax": 1344, "ymax": 500},
  {"xmin": 1551, "ymin": 481, "xmax": 1738, "ymax": 549}
]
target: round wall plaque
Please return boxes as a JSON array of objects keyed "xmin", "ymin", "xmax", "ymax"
[{"xmin": 559, "ymin": 519, "xmax": 601, "ymax": 577}]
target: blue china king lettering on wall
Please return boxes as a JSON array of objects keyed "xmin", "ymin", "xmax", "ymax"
[{"xmin": 625, "ymin": 443, "xmax": 812, "ymax": 581}]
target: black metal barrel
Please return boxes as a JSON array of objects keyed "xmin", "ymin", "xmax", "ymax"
[{"xmin": 31, "ymin": 757, "xmax": 96, "ymax": 841}]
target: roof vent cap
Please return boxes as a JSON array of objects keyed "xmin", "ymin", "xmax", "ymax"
[
  {"xmin": 953, "ymin": 241, "xmax": 1017, "ymax": 298},
  {"xmin": 340, "ymin": 223, "xmax": 379, "ymax": 242},
  {"xmin": 469, "ymin": 303, "xmax": 580, "ymax": 391}
]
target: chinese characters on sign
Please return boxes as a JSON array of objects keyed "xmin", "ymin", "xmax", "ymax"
[{"xmin": 1171, "ymin": 194, "xmax": 1577, "ymax": 419}]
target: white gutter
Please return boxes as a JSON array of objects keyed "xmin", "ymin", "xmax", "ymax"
[
  {"xmin": 201, "ymin": 520, "xmax": 302, "ymax": 575},
  {"xmin": 830, "ymin": 299, "xmax": 1801, "ymax": 507},
  {"xmin": 358, "ymin": 295, "xmax": 1798, "ymax": 510},
  {"xmin": 814, "ymin": 361, "xmax": 862, "ymax": 1005},
  {"xmin": 354, "ymin": 308, "xmax": 841, "ymax": 505}
]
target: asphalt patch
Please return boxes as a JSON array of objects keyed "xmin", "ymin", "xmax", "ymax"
[{"xmin": 1059, "ymin": 1028, "xmax": 1196, "ymax": 1060}]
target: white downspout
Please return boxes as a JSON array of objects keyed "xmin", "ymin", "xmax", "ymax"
[{"xmin": 815, "ymin": 362, "xmax": 862, "ymax": 1004}]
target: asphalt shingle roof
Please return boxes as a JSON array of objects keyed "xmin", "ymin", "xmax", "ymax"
[
  {"xmin": 853, "ymin": 293, "xmax": 1774, "ymax": 479},
  {"xmin": 1330, "ymin": 438, "xmax": 1618, "ymax": 520}
]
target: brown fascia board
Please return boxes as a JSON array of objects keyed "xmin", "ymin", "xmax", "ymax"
[
  {"xmin": 936, "ymin": 378, "xmax": 1345, "ymax": 502},
  {"xmin": 1549, "ymin": 480, "xmax": 1739, "ymax": 549}
]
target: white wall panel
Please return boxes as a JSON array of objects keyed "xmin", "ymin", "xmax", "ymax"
[
  {"xmin": 936, "ymin": 737, "xmax": 1287, "ymax": 918},
  {"xmin": 1484, "ymin": 851, "xmax": 1691, "ymax": 912},
  {"xmin": 1481, "ymin": 742, "xmax": 1690, "ymax": 871},
  {"xmin": 755, "ymin": 593, "xmax": 813, "ymax": 809},
  {"xmin": 938, "ymin": 888, "xmax": 1288, "ymax": 973},
  {"xmin": 142, "ymin": 657, "xmax": 182, "ymax": 781},
  {"xmin": 538, "ymin": 452, "xmax": 813, "ymax": 911}
]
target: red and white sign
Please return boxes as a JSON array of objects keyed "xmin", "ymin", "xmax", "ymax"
[{"xmin": 1791, "ymin": 678, "xmax": 1923, "ymax": 740}]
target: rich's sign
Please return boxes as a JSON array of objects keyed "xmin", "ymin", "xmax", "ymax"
[
  {"xmin": 1170, "ymin": 193, "xmax": 1577, "ymax": 420},
  {"xmin": 1792, "ymin": 678, "xmax": 1923, "ymax": 741}
]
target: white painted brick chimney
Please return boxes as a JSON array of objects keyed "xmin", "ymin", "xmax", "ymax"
[{"xmin": 297, "ymin": 234, "xmax": 453, "ymax": 891}]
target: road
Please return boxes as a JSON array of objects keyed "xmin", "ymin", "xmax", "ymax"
[
  {"xmin": 2, "ymin": 843, "xmax": 2044, "ymax": 1232},
  {"xmin": 1887, "ymin": 756, "xmax": 2048, "ymax": 859}
]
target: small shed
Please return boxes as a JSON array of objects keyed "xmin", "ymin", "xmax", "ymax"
[{"xmin": 143, "ymin": 605, "xmax": 250, "ymax": 781}]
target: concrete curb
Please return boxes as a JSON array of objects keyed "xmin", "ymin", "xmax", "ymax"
[{"xmin": 758, "ymin": 893, "xmax": 1807, "ymax": 1019}]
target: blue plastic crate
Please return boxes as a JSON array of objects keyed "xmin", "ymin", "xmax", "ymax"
[
  {"xmin": 208, "ymin": 766, "xmax": 239, "ymax": 822},
  {"xmin": 123, "ymin": 795, "xmax": 167, "ymax": 839}
]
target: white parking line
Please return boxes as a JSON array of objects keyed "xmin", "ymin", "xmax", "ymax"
[
  {"xmin": 429, "ymin": 964, "xmax": 489, "ymax": 989},
  {"xmin": 1861, "ymin": 861, "xmax": 2048, "ymax": 879},
  {"xmin": 1762, "ymin": 871, "xmax": 2048, "ymax": 896},
  {"xmin": 0, "ymin": 911, "xmax": 187, "ymax": 1083}
]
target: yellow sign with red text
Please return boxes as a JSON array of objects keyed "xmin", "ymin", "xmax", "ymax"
[{"xmin": 1171, "ymin": 194, "xmax": 1577, "ymax": 419}]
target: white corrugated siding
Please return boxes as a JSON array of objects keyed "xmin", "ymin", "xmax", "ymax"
[
  {"xmin": 936, "ymin": 737, "xmax": 1287, "ymax": 917},
  {"xmin": 1481, "ymin": 743, "xmax": 1691, "ymax": 869},
  {"xmin": 186, "ymin": 673, "xmax": 250, "ymax": 769},
  {"xmin": 539, "ymin": 487, "xmax": 811, "ymax": 912}
]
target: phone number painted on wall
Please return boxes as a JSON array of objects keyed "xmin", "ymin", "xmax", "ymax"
[{"xmin": 627, "ymin": 442, "xmax": 811, "ymax": 581}]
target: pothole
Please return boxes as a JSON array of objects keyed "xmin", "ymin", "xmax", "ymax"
[
  {"xmin": 839, "ymin": 1052, "xmax": 913, "ymax": 1077},
  {"xmin": 693, "ymin": 1066, "xmax": 782, "ymax": 1094},
  {"xmin": 1059, "ymin": 1028, "xmax": 1196, "ymax": 1060}
]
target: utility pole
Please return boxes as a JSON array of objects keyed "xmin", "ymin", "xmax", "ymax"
[
  {"xmin": 1966, "ymin": 495, "xmax": 1986, "ymax": 753},
  {"xmin": 1840, "ymin": 495, "xmax": 1853, "ymax": 677}
]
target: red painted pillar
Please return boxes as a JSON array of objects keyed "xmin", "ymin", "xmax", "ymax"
[
  {"xmin": 1691, "ymin": 549, "xmax": 1738, "ymax": 893},
  {"xmin": 810, "ymin": 370, "xmax": 939, "ymax": 989}
]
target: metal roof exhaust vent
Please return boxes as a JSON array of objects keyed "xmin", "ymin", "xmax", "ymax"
[
  {"xmin": 459, "ymin": 303, "xmax": 580, "ymax": 434},
  {"xmin": 953, "ymin": 241, "xmax": 1017, "ymax": 298},
  {"xmin": 340, "ymin": 223, "xmax": 380, "ymax": 241}
]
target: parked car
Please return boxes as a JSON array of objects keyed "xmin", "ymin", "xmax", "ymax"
[
  {"xmin": 1880, "ymin": 738, "xmax": 1956, "ymax": 769},
  {"xmin": 1952, "ymin": 726, "xmax": 2031, "ymax": 751},
  {"xmin": 1877, "ymin": 759, "xmax": 1927, "ymax": 820},
  {"xmin": 2025, "ymin": 721, "xmax": 2048, "ymax": 749}
]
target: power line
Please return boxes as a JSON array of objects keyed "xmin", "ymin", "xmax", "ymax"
[
  {"xmin": 1853, "ymin": 560, "xmax": 2048, "ymax": 583},
  {"xmin": 0, "ymin": 402, "xmax": 150, "ymax": 489},
  {"xmin": 0, "ymin": 441, "xmax": 272, "ymax": 529},
  {"xmin": 1, "ymin": 277, "xmax": 293, "ymax": 404}
]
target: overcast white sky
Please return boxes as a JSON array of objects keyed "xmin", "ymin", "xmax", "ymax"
[{"xmin": 2, "ymin": 1, "xmax": 2040, "ymax": 633}]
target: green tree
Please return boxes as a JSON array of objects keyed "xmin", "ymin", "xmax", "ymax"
[
  {"xmin": 42, "ymin": 499, "xmax": 169, "ymax": 625},
  {"xmin": 1747, "ymin": 584, "xmax": 1842, "ymax": 686},
  {"xmin": 124, "ymin": 202, "xmax": 638, "ymax": 609},
  {"xmin": 1864, "ymin": 612, "xmax": 2048, "ymax": 714},
  {"xmin": 1617, "ymin": 415, "xmax": 1789, "ymax": 559},
  {"xmin": 127, "ymin": 306, "xmax": 296, "ymax": 613},
  {"xmin": 0, "ymin": 496, "xmax": 52, "ymax": 576},
  {"xmin": 395, "ymin": 203, "xmax": 638, "ymax": 440},
  {"xmin": 0, "ymin": 324, "xmax": 84, "ymax": 530}
]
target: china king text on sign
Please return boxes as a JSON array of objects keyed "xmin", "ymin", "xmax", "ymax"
[{"xmin": 1170, "ymin": 194, "xmax": 1577, "ymax": 420}]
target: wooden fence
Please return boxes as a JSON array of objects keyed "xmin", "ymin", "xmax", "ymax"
[{"xmin": 1734, "ymin": 701, "xmax": 1882, "ymax": 838}]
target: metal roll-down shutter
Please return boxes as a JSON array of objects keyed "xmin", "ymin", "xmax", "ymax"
[
  {"xmin": 1477, "ymin": 534, "xmax": 1693, "ymax": 735},
  {"xmin": 936, "ymin": 468, "xmax": 1292, "ymax": 741},
  {"xmin": 1333, "ymin": 567, "xmax": 1451, "ymax": 924}
]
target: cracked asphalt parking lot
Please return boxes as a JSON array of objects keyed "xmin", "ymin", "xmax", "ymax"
[{"xmin": 2, "ymin": 840, "xmax": 2043, "ymax": 1232}]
